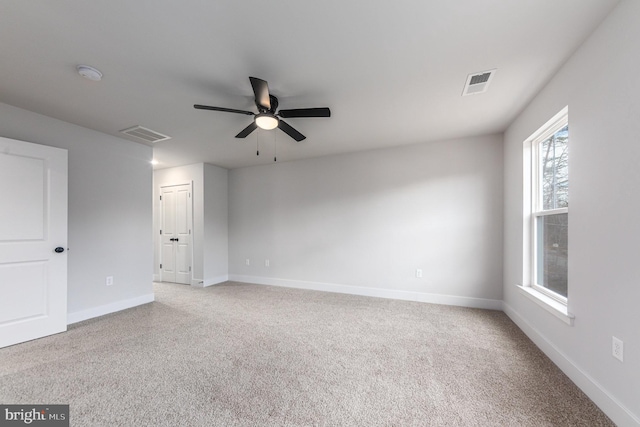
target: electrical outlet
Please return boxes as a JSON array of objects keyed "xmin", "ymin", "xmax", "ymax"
[
  {"xmin": 265, "ymin": 259, "xmax": 270, "ymax": 267},
  {"xmin": 416, "ymin": 269, "xmax": 423, "ymax": 278},
  {"xmin": 245, "ymin": 259, "xmax": 250, "ymax": 266},
  {"xmin": 106, "ymin": 276, "xmax": 114, "ymax": 286},
  {"xmin": 612, "ymin": 336, "xmax": 624, "ymax": 362}
]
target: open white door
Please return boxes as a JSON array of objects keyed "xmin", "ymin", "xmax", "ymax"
[{"xmin": 0, "ymin": 137, "xmax": 68, "ymax": 348}]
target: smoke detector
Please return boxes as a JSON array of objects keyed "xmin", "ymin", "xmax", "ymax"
[
  {"xmin": 462, "ymin": 69, "xmax": 496, "ymax": 96},
  {"xmin": 76, "ymin": 65, "xmax": 103, "ymax": 81}
]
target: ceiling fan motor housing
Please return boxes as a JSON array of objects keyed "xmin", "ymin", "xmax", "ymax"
[
  {"xmin": 268, "ymin": 95, "xmax": 278, "ymax": 113},
  {"xmin": 257, "ymin": 95, "xmax": 279, "ymax": 114}
]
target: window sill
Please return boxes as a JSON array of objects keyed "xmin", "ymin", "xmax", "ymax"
[{"xmin": 516, "ymin": 285, "xmax": 575, "ymax": 326}]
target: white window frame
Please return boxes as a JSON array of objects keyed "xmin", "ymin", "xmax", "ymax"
[
  {"xmin": 519, "ymin": 107, "xmax": 574, "ymax": 325},
  {"xmin": 530, "ymin": 113, "xmax": 569, "ymax": 305}
]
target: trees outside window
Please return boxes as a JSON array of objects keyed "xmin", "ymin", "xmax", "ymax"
[{"xmin": 531, "ymin": 118, "xmax": 569, "ymax": 302}]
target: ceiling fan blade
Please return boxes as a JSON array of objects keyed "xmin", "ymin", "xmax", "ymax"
[
  {"xmin": 249, "ymin": 77, "xmax": 271, "ymax": 111},
  {"xmin": 235, "ymin": 121, "xmax": 258, "ymax": 138},
  {"xmin": 194, "ymin": 104, "xmax": 254, "ymax": 116},
  {"xmin": 278, "ymin": 107, "xmax": 331, "ymax": 118},
  {"xmin": 278, "ymin": 120, "xmax": 306, "ymax": 142}
]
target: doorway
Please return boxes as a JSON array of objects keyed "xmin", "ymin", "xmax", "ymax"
[{"xmin": 160, "ymin": 184, "xmax": 192, "ymax": 284}]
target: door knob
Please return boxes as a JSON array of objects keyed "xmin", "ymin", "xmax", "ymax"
[{"xmin": 54, "ymin": 247, "xmax": 65, "ymax": 253}]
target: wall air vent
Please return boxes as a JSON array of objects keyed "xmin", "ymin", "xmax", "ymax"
[
  {"xmin": 120, "ymin": 126, "xmax": 171, "ymax": 143},
  {"xmin": 462, "ymin": 69, "xmax": 497, "ymax": 96}
]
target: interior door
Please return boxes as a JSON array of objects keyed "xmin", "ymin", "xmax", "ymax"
[
  {"xmin": 0, "ymin": 137, "xmax": 68, "ymax": 348},
  {"xmin": 160, "ymin": 184, "xmax": 191, "ymax": 284}
]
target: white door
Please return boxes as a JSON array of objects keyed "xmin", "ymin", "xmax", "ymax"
[
  {"xmin": 160, "ymin": 184, "xmax": 191, "ymax": 284},
  {"xmin": 0, "ymin": 137, "xmax": 68, "ymax": 348}
]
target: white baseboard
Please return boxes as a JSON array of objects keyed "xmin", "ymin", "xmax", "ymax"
[
  {"xmin": 503, "ymin": 302, "xmax": 640, "ymax": 427},
  {"xmin": 228, "ymin": 274, "xmax": 502, "ymax": 310},
  {"xmin": 191, "ymin": 275, "xmax": 229, "ymax": 288},
  {"xmin": 67, "ymin": 293, "xmax": 155, "ymax": 325}
]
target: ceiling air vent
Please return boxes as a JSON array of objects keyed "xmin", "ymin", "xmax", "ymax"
[
  {"xmin": 462, "ymin": 69, "xmax": 496, "ymax": 96},
  {"xmin": 120, "ymin": 126, "xmax": 171, "ymax": 143}
]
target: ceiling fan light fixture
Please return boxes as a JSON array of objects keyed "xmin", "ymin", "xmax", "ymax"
[{"xmin": 255, "ymin": 113, "xmax": 279, "ymax": 130}]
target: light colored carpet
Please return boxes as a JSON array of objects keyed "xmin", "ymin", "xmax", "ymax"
[{"xmin": 0, "ymin": 282, "xmax": 614, "ymax": 426}]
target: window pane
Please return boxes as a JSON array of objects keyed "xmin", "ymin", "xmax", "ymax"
[
  {"xmin": 540, "ymin": 125, "xmax": 569, "ymax": 210},
  {"xmin": 536, "ymin": 213, "xmax": 568, "ymax": 297}
]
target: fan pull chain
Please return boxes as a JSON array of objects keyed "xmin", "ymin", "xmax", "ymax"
[
  {"xmin": 256, "ymin": 128, "xmax": 260, "ymax": 156},
  {"xmin": 274, "ymin": 129, "xmax": 277, "ymax": 162}
]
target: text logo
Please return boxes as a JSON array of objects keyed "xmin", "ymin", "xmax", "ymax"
[{"xmin": 0, "ymin": 405, "xmax": 69, "ymax": 427}]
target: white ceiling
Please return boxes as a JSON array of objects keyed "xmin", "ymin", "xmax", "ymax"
[{"xmin": 0, "ymin": 1, "xmax": 618, "ymax": 169}]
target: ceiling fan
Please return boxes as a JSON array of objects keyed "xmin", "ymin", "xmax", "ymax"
[{"xmin": 194, "ymin": 77, "xmax": 330, "ymax": 142}]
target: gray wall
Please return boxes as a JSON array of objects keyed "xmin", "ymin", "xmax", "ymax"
[
  {"xmin": 229, "ymin": 134, "xmax": 503, "ymax": 307},
  {"xmin": 0, "ymin": 102, "xmax": 153, "ymax": 317},
  {"xmin": 203, "ymin": 163, "xmax": 229, "ymax": 284},
  {"xmin": 503, "ymin": 1, "xmax": 640, "ymax": 424}
]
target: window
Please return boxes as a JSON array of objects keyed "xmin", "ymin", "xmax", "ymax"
[{"xmin": 528, "ymin": 109, "xmax": 569, "ymax": 304}]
